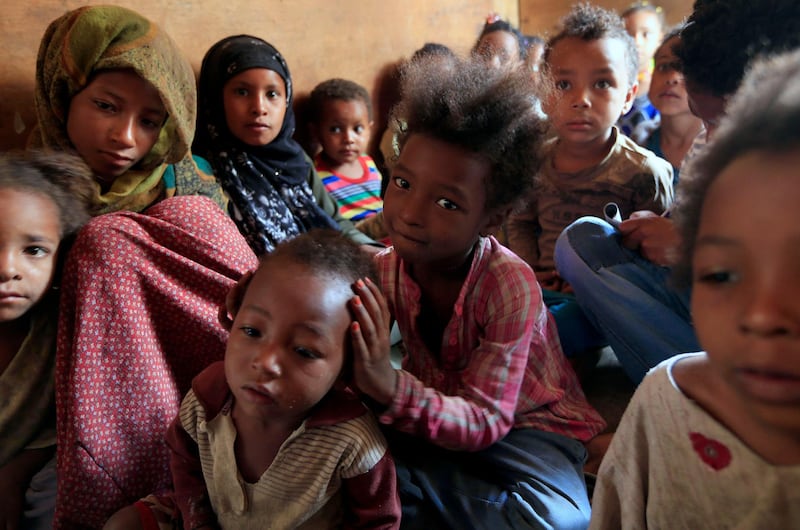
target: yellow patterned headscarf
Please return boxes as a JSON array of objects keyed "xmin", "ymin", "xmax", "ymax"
[{"xmin": 32, "ymin": 5, "xmax": 204, "ymax": 213}]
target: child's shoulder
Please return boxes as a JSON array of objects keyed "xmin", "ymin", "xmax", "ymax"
[{"xmin": 609, "ymin": 129, "xmax": 673, "ymax": 179}]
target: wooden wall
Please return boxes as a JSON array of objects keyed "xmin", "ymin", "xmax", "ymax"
[
  {"xmin": 0, "ymin": 0, "xmax": 517, "ymax": 153},
  {"xmin": 1, "ymin": 0, "xmax": 695, "ymax": 155},
  {"xmin": 519, "ymin": 0, "xmax": 694, "ymax": 38}
]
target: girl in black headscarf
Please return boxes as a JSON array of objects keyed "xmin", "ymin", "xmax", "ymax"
[{"xmin": 196, "ymin": 35, "xmax": 376, "ymax": 255}]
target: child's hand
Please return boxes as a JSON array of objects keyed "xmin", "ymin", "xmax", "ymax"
[
  {"xmin": 619, "ymin": 211, "xmax": 680, "ymax": 266},
  {"xmin": 350, "ymin": 278, "xmax": 398, "ymax": 406}
]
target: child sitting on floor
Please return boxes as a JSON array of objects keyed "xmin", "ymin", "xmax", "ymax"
[
  {"xmin": 0, "ymin": 151, "xmax": 92, "ymax": 530},
  {"xmin": 104, "ymin": 230, "xmax": 400, "ymax": 530},
  {"xmin": 310, "ymin": 78, "xmax": 384, "ymax": 225},
  {"xmin": 589, "ymin": 49, "xmax": 800, "ymax": 529},
  {"xmin": 506, "ymin": 3, "xmax": 673, "ymax": 359},
  {"xmin": 349, "ymin": 52, "xmax": 606, "ymax": 529}
]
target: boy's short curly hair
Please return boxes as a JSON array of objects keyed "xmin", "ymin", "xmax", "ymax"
[
  {"xmin": 309, "ymin": 78, "xmax": 373, "ymax": 122},
  {"xmin": 672, "ymin": 50, "xmax": 800, "ymax": 288},
  {"xmin": 0, "ymin": 149, "xmax": 94, "ymax": 238},
  {"xmin": 262, "ymin": 228, "xmax": 378, "ymax": 287},
  {"xmin": 675, "ymin": 0, "xmax": 800, "ymax": 99},
  {"xmin": 393, "ymin": 53, "xmax": 548, "ymax": 213},
  {"xmin": 545, "ymin": 3, "xmax": 639, "ymax": 90}
]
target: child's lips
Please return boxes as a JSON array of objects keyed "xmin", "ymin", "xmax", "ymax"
[
  {"xmin": 242, "ymin": 383, "xmax": 277, "ymax": 405},
  {"xmin": 735, "ymin": 366, "xmax": 800, "ymax": 403}
]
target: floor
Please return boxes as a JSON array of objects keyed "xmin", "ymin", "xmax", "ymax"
[{"xmin": 581, "ymin": 347, "xmax": 637, "ymax": 433}]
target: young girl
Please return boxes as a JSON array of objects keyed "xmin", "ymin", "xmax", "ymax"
[
  {"xmin": 589, "ymin": 49, "xmax": 800, "ymax": 528},
  {"xmin": 349, "ymin": 53, "xmax": 606, "ymax": 529},
  {"xmin": 104, "ymin": 230, "xmax": 401, "ymax": 530},
  {"xmin": 33, "ymin": 6, "xmax": 258, "ymax": 527},
  {"xmin": 644, "ymin": 27, "xmax": 704, "ymax": 185},
  {"xmin": 472, "ymin": 13, "xmax": 528, "ymax": 69},
  {"xmin": 0, "ymin": 151, "xmax": 93, "ymax": 530},
  {"xmin": 194, "ymin": 35, "xmax": 378, "ymax": 256}
]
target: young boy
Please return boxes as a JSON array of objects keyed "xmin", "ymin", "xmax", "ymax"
[
  {"xmin": 349, "ymin": 52, "xmax": 606, "ymax": 529},
  {"xmin": 310, "ymin": 79, "xmax": 383, "ymax": 224},
  {"xmin": 506, "ymin": 3, "xmax": 673, "ymax": 359},
  {"xmin": 104, "ymin": 230, "xmax": 400, "ymax": 529}
]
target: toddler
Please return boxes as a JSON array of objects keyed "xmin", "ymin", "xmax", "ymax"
[
  {"xmin": 617, "ymin": 1, "xmax": 666, "ymax": 144},
  {"xmin": 104, "ymin": 230, "xmax": 400, "ymax": 529},
  {"xmin": 590, "ymin": 48, "xmax": 800, "ymax": 529},
  {"xmin": 310, "ymin": 78, "xmax": 383, "ymax": 223},
  {"xmin": 506, "ymin": 3, "xmax": 673, "ymax": 358},
  {"xmin": 473, "ymin": 13, "xmax": 527, "ymax": 69},
  {"xmin": 195, "ymin": 35, "xmax": 378, "ymax": 256},
  {"xmin": 350, "ymin": 52, "xmax": 605, "ymax": 529},
  {"xmin": 0, "ymin": 150, "xmax": 92, "ymax": 530}
]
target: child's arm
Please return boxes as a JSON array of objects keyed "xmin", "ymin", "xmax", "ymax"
[
  {"xmin": 0, "ymin": 446, "xmax": 54, "ymax": 530},
  {"xmin": 341, "ymin": 451, "xmax": 401, "ymax": 529},
  {"xmin": 166, "ymin": 413, "xmax": 219, "ymax": 530},
  {"xmin": 352, "ymin": 270, "xmax": 533, "ymax": 451}
]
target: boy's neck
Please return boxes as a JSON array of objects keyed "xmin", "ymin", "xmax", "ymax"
[
  {"xmin": 553, "ymin": 129, "xmax": 615, "ymax": 173},
  {"xmin": 321, "ymin": 153, "xmax": 363, "ymax": 179}
]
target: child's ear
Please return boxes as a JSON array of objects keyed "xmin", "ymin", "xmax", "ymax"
[
  {"xmin": 219, "ymin": 270, "xmax": 254, "ymax": 331},
  {"xmin": 621, "ymin": 81, "xmax": 639, "ymax": 116},
  {"xmin": 480, "ymin": 206, "xmax": 513, "ymax": 237}
]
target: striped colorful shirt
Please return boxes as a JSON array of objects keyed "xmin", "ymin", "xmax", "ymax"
[
  {"xmin": 375, "ymin": 236, "xmax": 606, "ymax": 451},
  {"xmin": 316, "ymin": 154, "xmax": 383, "ymax": 222}
]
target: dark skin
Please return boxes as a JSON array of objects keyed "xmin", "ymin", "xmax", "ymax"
[{"xmin": 0, "ymin": 446, "xmax": 55, "ymax": 530}]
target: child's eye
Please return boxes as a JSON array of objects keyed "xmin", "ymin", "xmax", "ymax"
[
  {"xmin": 267, "ymin": 90, "xmax": 280, "ymax": 99},
  {"xmin": 436, "ymin": 198, "xmax": 459, "ymax": 211},
  {"xmin": 140, "ymin": 118, "xmax": 161, "ymax": 130},
  {"xmin": 295, "ymin": 347, "xmax": 321, "ymax": 360},
  {"xmin": 696, "ymin": 270, "xmax": 737, "ymax": 285},
  {"xmin": 239, "ymin": 326, "xmax": 261, "ymax": 338},
  {"xmin": 595, "ymin": 80, "xmax": 612, "ymax": 89},
  {"xmin": 329, "ymin": 126, "xmax": 342, "ymax": 134},
  {"xmin": 234, "ymin": 87, "xmax": 248, "ymax": 96},
  {"xmin": 24, "ymin": 246, "xmax": 50, "ymax": 257},
  {"xmin": 555, "ymin": 80, "xmax": 570, "ymax": 90},
  {"xmin": 393, "ymin": 176, "xmax": 410, "ymax": 189},
  {"xmin": 93, "ymin": 99, "xmax": 116, "ymax": 113},
  {"xmin": 355, "ymin": 125, "xmax": 364, "ymax": 134}
]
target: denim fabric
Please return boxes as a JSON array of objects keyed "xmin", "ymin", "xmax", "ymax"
[
  {"xmin": 542, "ymin": 289, "xmax": 607, "ymax": 358},
  {"xmin": 391, "ymin": 429, "xmax": 590, "ymax": 530},
  {"xmin": 554, "ymin": 217, "xmax": 700, "ymax": 383}
]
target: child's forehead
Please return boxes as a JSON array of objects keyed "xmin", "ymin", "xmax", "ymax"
[{"xmin": 548, "ymin": 36, "xmax": 630, "ymax": 70}]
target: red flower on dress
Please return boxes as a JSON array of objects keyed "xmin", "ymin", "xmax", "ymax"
[{"xmin": 689, "ymin": 432, "xmax": 732, "ymax": 470}]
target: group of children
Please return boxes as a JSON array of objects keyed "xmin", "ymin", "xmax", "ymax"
[{"xmin": 2, "ymin": 1, "xmax": 800, "ymax": 529}]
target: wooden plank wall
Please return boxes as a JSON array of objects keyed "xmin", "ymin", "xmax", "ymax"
[
  {"xmin": 0, "ymin": 0, "xmax": 517, "ymax": 153},
  {"xmin": 520, "ymin": 0, "xmax": 694, "ymax": 38}
]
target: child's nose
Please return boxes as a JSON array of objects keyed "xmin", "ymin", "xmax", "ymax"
[
  {"xmin": 0, "ymin": 251, "xmax": 20, "ymax": 282},
  {"xmin": 739, "ymin": 273, "xmax": 797, "ymax": 337},
  {"xmin": 252, "ymin": 344, "xmax": 283, "ymax": 377},
  {"xmin": 571, "ymin": 88, "xmax": 590, "ymax": 108},
  {"xmin": 109, "ymin": 116, "xmax": 136, "ymax": 147},
  {"xmin": 251, "ymin": 95, "xmax": 269, "ymax": 116}
]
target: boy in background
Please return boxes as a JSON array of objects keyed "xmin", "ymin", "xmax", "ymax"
[
  {"xmin": 506, "ymin": 3, "xmax": 673, "ymax": 360},
  {"xmin": 310, "ymin": 79, "xmax": 383, "ymax": 225}
]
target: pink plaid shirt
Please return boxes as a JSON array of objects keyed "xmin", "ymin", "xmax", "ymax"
[{"xmin": 376, "ymin": 236, "xmax": 606, "ymax": 451}]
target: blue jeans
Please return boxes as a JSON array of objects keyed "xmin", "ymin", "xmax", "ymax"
[
  {"xmin": 554, "ymin": 217, "xmax": 700, "ymax": 384},
  {"xmin": 390, "ymin": 429, "xmax": 590, "ymax": 530}
]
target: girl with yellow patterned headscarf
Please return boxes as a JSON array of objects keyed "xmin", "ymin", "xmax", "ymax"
[
  {"xmin": 30, "ymin": 7, "xmax": 259, "ymax": 527},
  {"xmin": 32, "ymin": 4, "xmax": 224, "ymax": 214}
]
